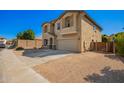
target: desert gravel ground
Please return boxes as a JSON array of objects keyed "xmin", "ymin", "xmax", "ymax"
[{"xmin": 33, "ymin": 52, "xmax": 124, "ymax": 83}]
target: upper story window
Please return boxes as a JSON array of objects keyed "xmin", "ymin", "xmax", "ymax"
[
  {"xmin": 44, "ymin": 25, "xmax": 48, "ymax": 33},
  {"xmin": 93, "ymin": 25, "xmax": 96, "ymax": 31},
  {"xmin": 57, "ymin": 23, "xmax": 60, "ymax": 30},
  {"xmin": 65, "ymin": 16, "xmax": 72, "ymax": 28},
  {"xmin": 90, "ymin": 22, "xmax": 96, "ymax": 31},
  {"xmin": 51, "ymin": 23, "xmax": 55, "ymax": 32}
]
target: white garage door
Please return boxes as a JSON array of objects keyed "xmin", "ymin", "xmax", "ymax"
[{"xmin": 57, "ymin": 39, "xmax": 78, "ymax": 52}]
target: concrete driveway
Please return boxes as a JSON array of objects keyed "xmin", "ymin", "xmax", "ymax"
[
  {"xmin": 0, "ymin": 49, "xmax": 74, "ymax": 83},
  {"xmin": 16, "ymin": 49, "xmax": 75, "ymax": 67},
  {"xmin": 0, "ymin": 49, "xmax": 49, "ymax": 83}
]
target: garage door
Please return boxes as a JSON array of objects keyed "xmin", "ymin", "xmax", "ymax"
[{"xmin": 57, "ymin": 39, "xmax": 78, "ymax": 52}]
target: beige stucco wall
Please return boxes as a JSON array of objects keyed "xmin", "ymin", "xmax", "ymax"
[
  {"xmin": 54, "ymin": 12, "xmax": 81, "ymax": 52},
  {"xmin": 80, "ymin": 16, "xmax": 102, "ymax": 52},
  {"xmin": 42, "ymin": 33, "xmax": 55, "ymax": 46},
  {"xmin": 54, "ymin": 12, "xmax": 78, "ymax": 38},
  {"xmin": 94, "ymin": 28, "xmax": 102, "ymax": 42},
  {"xmin": 17, "ymin": 39, "xmax": 42, "ymax": 49},
  {"xmin": 42, "ymin": 12, "xmax": 101, "ymax": 52},
  {"xmin": 42, "ymin": 23, "xmax": 56, "ymax": 47}
]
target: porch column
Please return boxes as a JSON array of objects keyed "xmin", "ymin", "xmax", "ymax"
[{"xmin": 73, "ymin": 13, "xmax": 77, "ymax": 30}]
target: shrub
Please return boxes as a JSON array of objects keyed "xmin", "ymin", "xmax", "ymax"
[
  {"xmin": 34, "ymin": 47, "xmax": 37, "ymax": 49},
  {"xmin": 115, "ymin": 35, "xmax": 124, "ymax": 56},
  {"xmin": 16, "ymin": 47, "xmax": 24, "ymax": 51},
  {"xmin": 8, "ymin": 41, "xmax": 17, "ymax": 49},
  {"xmin": 8, "ymin": 45, "xmax": 16, "ymax": 49},
  {"xmin": 102, "ymin": 34, "xmax": 108, "ymax": 42}
]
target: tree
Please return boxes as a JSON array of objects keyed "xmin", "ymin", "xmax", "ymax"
[
  {"xmin": 102, "ymin": 32, "xmax": 124, "ymax": 56},
  {"xmin": 114, "ymin": 32, "xmax": 124, "ymax": 56},
  {"xmin": 23, "ymin": 29, "xmax": 35, "ymax": 40},
  {"xmin": 102, "ymin": 34, "xmax": 108, "ymax": 42},
  {"xmin": 114, "ymin": 32, "xmax": 124, "ymax": 38},
  {"xmin": 16, "ymin": 32, "xmax": 24, "ymax": 39},
  {"xmin": 16, "ymin": 29, "xmax": 35, "ymax": 40}
]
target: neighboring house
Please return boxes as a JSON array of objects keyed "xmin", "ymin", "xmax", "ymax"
[
  {"xmin": 42, "ymin": 11, "xmax": 102, "ymax": 52},
  {"xmin": 6, "ymin": 40, "xmax": 15, "ymax": 48},
  {"xmin": 0, "ymin": 36, "xmax": 6, "ymax": 48}
]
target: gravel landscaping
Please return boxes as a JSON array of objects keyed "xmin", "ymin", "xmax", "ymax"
[
  {"xmin": 33, "ymin": 52, "xmax": 124, "ymax": 83},
  {"xmin": 12, "ymin": 49, "xmax": 124, "ymax": 83}
]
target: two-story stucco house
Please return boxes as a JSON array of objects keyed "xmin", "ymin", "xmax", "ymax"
[{"xmin": 42, "ymin": 11, "xmax": 102, "ymax": 52}]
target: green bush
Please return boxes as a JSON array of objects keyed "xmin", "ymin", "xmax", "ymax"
[
  {"xmin": 16, "ymin": 29, "xmax": 35, "ymax": 40},
  {"xmin": 16, "ymin": 47, "xmax": 24, "ymax": 51},
  {"xmin": 115, "ymin": 35, "xmax": 124, "ymax": 56},
  {"xmin": 8, "ymin": 45, "xmax": 16, "ymax": 49},
  {"xmin": 102, "ymin": 34, "xmax": 108, "ymax": 42}
]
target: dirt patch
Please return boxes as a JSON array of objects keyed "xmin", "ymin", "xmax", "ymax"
[{"xmin": 33, "ymin": 52, "xmax": 124, "ymax": 83}]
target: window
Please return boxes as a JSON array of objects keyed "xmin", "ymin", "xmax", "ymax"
[
  {"xmin": 90, "ymin": 23, "xmax": 96, "ymax": 31},
  {"xmin": 44, "ymin": 25, "xmax": 48, "ymax": 33},
  {"xmin": 93, "ymin": 25, "xmax": 96, "ymax": 31},
  {"xmin": 51, "ymin": 23, "xmax": 55, "ymax": 32},
  {"xmin": 65, "ymin": 16, "xmax": 71, "ymax": 27},
  {"xmin": 57, "ymin": 23, "xmax": 60, "ymax": 30}
]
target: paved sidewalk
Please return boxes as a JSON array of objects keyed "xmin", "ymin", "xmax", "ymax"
[{"xmin": 0, "ymin": 49, "xmax": 49, "ymax": 83}]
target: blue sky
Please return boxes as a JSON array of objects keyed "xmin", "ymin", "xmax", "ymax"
[{"xmin": 0, "ymin": 10, "xmax": 124, "ymax": 39}]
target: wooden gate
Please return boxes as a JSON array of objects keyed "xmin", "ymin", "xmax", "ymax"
[{"xmin": 90, "ymin": 42, "xmax": 115, "ymax": 53}]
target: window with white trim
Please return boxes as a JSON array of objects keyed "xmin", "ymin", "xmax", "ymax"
[{"xmin": 57, "ymin": 23, "xmax": 60, "ymax": 30}]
